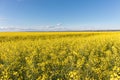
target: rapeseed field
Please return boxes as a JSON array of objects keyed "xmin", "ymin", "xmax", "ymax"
[{"xmin": 0, "ymin": 32, "xmax": 120, "ymax": 80}]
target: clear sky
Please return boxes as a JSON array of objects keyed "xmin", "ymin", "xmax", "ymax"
[{"xmin": 0, "ymin": 0, "xmax": 120, "ymax": 30}]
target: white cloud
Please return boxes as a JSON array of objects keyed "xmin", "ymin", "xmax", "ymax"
[
  {"xmin": 56, "ymin": 23, "xmax": 62, "ymax": 26},
  {"xmin": 0, "ymin": 23, "xmax": 69, "ymax": 31},
  {"xmin": 0, "ymin": 18, "xmax": 8, "ymax": 22}
]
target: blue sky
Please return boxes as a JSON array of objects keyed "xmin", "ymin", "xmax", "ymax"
[{"xmin": 0, "ymin": 0, "xmax": 120, "ymax": 30}]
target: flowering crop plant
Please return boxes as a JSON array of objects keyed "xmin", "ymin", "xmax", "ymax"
[{"xmin": 0, "ymin": 32, "xmax": 120, "ymax": 80}]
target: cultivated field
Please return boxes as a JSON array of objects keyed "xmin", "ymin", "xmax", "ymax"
[{"xmin": 0, "ymin": 32, "xmax": 120, "ymax": 80}]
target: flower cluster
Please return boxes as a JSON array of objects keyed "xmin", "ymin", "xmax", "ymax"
[{"xmin": 0, "ymin": 32, "xmax": 120, "ymax": 80}]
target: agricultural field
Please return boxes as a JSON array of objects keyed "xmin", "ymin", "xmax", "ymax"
[{"xmin": 0, "ymin": 32, "xmax": 120, "ymax": 80}]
